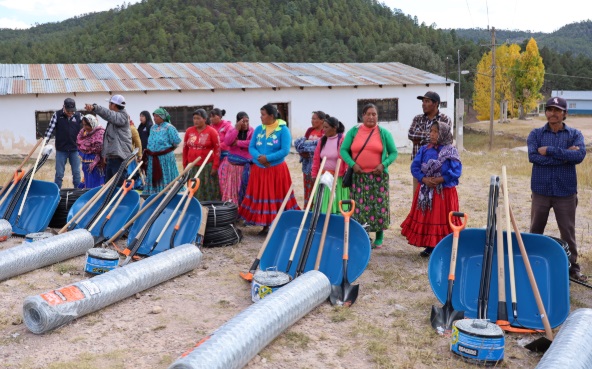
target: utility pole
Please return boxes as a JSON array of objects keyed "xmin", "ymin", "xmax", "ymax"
[
  {"xmin": 489, "ymin": 27, "xmax": 496, "ymax": 151},
  {"xmin": 457, "ymin": 50, "xmax": 461, "ymax": 98}
]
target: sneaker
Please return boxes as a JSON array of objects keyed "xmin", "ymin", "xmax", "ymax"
[
  {"xmin": 570, "ymin": 271, "xmax": 588, "ymax": 282},
  {"xmin": 419, "ymin": 247, "xmax": 433, "ymax": 258}
]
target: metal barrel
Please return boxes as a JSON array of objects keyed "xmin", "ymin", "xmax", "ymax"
[
  {"xmin": 23, "ymin": 244, "xmax": 202, "ymax": 334},
  {"xmin": 0, "ymin": 229, "xmax": 93, "ymax": 282},
  {"xmin": 169, "ymin": 270, "xmax": 331, "ymax": 369},
  {"xmin": 535, "ymin": 309, "xmax": 592, "ymax": 369}
]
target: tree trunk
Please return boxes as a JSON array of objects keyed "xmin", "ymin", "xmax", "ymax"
[{"xmin": 518, "ymin": 105, "xmax": 526, "ymax": 120}]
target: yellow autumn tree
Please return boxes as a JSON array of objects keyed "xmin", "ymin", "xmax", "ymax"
[
  {"xmin": 473, "ymin": 44, "xmax": 522, "ymax": 121},
  {"xmin": 513, "ymin": 38, "xmax": 545, "ymax": 119}
]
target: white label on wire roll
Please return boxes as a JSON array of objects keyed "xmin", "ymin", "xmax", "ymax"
[{"xmin": 79, "ymin": 280, "xmax": 101, "ymax": 296}]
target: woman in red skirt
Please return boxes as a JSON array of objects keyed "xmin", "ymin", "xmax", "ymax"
[
  {"xmin": 238, "ymin": 104, "xmax": 300, "ymax": 235},
  {"xmin": 400, "ymin": 121, "xmax": 462, "ymax": 257}
]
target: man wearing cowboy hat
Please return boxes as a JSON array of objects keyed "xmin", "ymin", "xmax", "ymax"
[{"xmin": 527, "ymin": 96, "xmax": 587, "ymax": 282}]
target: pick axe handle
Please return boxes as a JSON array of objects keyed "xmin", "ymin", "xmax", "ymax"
[
  {"xmin": 508, "ymin": 205, "xmax": 554, "ymax": 341},
  {"xmin": 105, "ymin": 156, "xmax": 201, "ymax": 244},
  {"xmin": 315, "ymin": 159, "xmax": 341, "ymax": 270},
  {"xmin": 0, "ymin": 138, "xmax": 43, "ymax": 199}
]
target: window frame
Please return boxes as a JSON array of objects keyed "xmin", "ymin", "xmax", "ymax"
[
  {"xmin": 161, "ymin": 105, "xmax": 214, "ymax": 132},
  {"xmin": 357, "ymin": 98, "xmax": 399, "ymax": 123}
]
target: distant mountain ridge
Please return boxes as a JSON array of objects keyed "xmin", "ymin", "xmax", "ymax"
[{"xmin": 452, "ymin": 20, "xmax": 592, "ymax": 58}]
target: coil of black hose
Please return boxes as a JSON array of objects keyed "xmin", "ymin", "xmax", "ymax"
[
  {"xmin": 201, "ymin": 201, "xmax": 238, "ymax": 227},
  {"xmin": 48, "ymin": 188, "xmax": 90, "ymax": 228},
  {"xmin": 203, "ymin": 224, "xmax": 243, "ymax": 247}
]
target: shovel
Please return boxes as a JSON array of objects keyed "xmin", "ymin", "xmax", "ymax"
[
  {"xmin": 329, "ymin": 200, "xmax": 358, "ymax": 307},
  {"xmin": 0, "ymin": 137, "xmax": 43, "ymax": 200},
  {"xmin": 430, "ymin": 211, "xmax": 468, "ymax": 333},
  {"xmin": 92, "ymin": 178, "xmax": 136, "ymax": 245}
]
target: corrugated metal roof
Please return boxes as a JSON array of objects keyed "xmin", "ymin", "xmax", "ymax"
[{"xmin": 0, "ymin": 62, "xmax": 451, "ymax": 96}]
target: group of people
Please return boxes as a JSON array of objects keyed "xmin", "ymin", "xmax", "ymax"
[{"xmin": 44, "ymin": 92, "xmax": 587, "ymax": 281}]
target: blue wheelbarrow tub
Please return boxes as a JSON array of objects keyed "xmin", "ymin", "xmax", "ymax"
[
  {"xmin": 259, "ymin": 210, "xmax": 371, "ymax": 285},
  {"xmin": 1, "ymin": 180, "xmax": 60, "ymax": 236},
  {"xmin": 428, "ymin": 228, "xmax": 570, "ymax": 329},
  {"xmin": 67, "ymin": 186, "xmax": 140, "ymax": 239},
  {"xmin": 128, "ymin": 194, "xmax": 202, "ymax": 256}
]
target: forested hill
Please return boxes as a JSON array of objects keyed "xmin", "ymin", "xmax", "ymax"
[
  {"xmin": 454, "ymin": 20, "xmax": 592, "ymax": 58},
  {"xmin": 0, "ymin": 0, "xmax": 471, "ymax": 65}
]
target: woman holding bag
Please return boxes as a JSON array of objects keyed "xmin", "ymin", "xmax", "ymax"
[
  {"xmin": 311, "ymin": 115, "xmax": 349, "ymax": 214},
  {"xmin": 340, "ymin": 103, "xmax": 398, "ymax": 248}
]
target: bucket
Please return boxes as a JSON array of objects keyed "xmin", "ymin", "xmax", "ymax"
[
  {"xmin": 251, "ymin": 268, "xmax": 292, "ymax": 303},
  {"xmin": 451, "ymin": 319, "xmax": 504, "ymax": 366},
  {"xmin": 85, "ymin": 248, "xmax": 120, "ymax": 275},
  {"xmin": 24, "ymin": 232, "xmax": 54, "ymax": 243}
]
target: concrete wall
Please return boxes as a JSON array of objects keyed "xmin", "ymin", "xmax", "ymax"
[
  {"xmin": 567, "ymin": 99, "xmax": 592, "ymax": 115},
  {"xmin": 0, "ymin": 83, "xmax": 454, "ymax": 155}
]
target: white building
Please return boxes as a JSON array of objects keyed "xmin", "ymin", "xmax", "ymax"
[{"xmin": 0, "ymin": 62, "xmax": 454, "ymax": 154}]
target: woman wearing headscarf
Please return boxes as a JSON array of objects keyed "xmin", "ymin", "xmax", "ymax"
[
  {"xmin": 183, "ymin": 109, "xmax": 221, "ymax": 201},
  {"xmin": 219, "ymin": 111, "xmax": 253, "ymax": 205},
  {"xmin": 310, "ymin": 115, "xmax": 349, "ymax": 214},
  {"xmin": 400, "ymin": 121, "xmax": 462, "ymax": 258},
  {"xmin": 340, "ymin": 103, "xmax": 398, "ymax": 249},
  {"xmin": 294, "ymin": 111, "xmax": 325, "ymax": 207},
  {"xmin": 239, "ymin": 104, "xmax": 300, "ymax": 235},
  {"xmin": 77, "ymin": 114, "xmax": 105, "ymax": 189},
  {"xmin": 142, "ymin": 108, "xmax": 181, "ymax": 195}
]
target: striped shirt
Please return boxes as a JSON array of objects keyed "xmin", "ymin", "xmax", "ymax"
[
  {"xmin": 527, "ymin": 122, "xmax": 586, "ymax": 197},
  {"xmin": 408, "ymin": 111, "xmax": 451, "ymax": 159}
]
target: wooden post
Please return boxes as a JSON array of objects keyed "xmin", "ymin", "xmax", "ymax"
[{"xmin": 455, "ymin": 98, "xmax": 464, "ymax": 152}]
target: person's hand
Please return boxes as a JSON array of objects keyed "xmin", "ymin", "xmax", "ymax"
[
  {"xmin": 538, "ymin": 146, "xmax": 548, "ymax": 155},
  {"xmin": 422, "ymin": 177, "xmax": 437, "ymax": 188},
  {"xmin": 84, "ymin": 104, "xmax": 94, "ymax": 111},
  {"xmin": 258, "ymin": 155, "xmax": 268, "ymax": 165},
  {"xmin": 568, "ymin": 146, "xmax": 580, "ymax": 151},
  {"xmin": 372, "ymin": 164, "xmax": 384, "ymax": 175},
  {"xmin": 300, "ymin": 152, "xmax": 310, "ymax": 159},
  {"xmin": 352, "ymin": 163, "xmax": 363, "ymax": 174}
]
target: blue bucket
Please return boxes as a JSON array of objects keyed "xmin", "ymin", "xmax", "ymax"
[
  {"xmin": 451, "ymin": 319, "xmax": 504, "ymax": 366},
  {"xmin": 85, "ymin": 248, "xmax": 119, "ymax": 275}
]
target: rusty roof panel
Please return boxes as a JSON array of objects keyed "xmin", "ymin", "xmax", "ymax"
[
  {"xmin": 150, "ymin": 63, "xmax": 181, "ymax": 78},
  {"xmin": 120, "ymin": 78, "xmax": 141, "ymax": 91},
  {"xmin": 103, "ymin": 79, "xmax": 124, "ymax": 91},
  {"xmin": 82, "ymin": 79, "xmax": 105, "ymax": 92},
  {"xmin": 29, "ymin": 65, "xmax": 44, "ymax": 80},
  {"xmin": 11, "ymin": 80, "xmax": 25, "ymax": 94},
  {"xmin": 65, "ymin": 79, "xmax": 87, "ymax": 93},
  {"xmin": 107, "ymin": 63, "xmax": 132, "ymax": 79},
  {"xmin": 63, "ymin": 64, "xmax": 79, "ymax": 79},
  {"xmin": 76, "ymin": 64, "xmax": 96, "ymax": 79},
  {"xmin": 126, "ymin": 64, "xmax": 151, "ymax": 79},
  {"xmin": 137, "ymin": 64, "xmax": 164, "ymax": 79},
  {"xmin": 44, "ymin": 64, "xmax": 61, "ymax": 80}
]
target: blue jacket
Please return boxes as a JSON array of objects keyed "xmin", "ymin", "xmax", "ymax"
[
  {"xmin": 249, "ymin": 120, "xmax": 291, "ymax": 168},
  {"xmin": 411, "ymin": 145, "xmax": 462, "ymax": 188}
]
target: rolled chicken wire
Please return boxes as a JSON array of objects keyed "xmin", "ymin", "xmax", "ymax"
[
  {"xmin": 0, "ymin": 219, "xmax": 11, "ymax": 241},
  {"xmin": 535, "ymin": 308, "xmax": 592, "ymax": 369},
  {"xmin": 23, "ymin": 244, "xmax": 202, "ymax": 334},
  {"xmin": 169, "ymin": 270, "xmax": 331, "ymax": 369},
  {"xmin": 0, "ymin": 229, "xmax": 93, "ymax": 282}
]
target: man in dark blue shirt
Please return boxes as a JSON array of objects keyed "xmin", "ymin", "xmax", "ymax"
[{"xmin": 527, "ymin": 97, "xmax": 587, "ymax": 281}]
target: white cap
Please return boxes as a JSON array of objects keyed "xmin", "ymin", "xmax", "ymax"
[{"xmin": 105, "ymin": 94, "xmax": 125, "ymax": 106}]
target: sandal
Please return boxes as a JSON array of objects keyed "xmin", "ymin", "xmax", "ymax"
[
  {"xmin": 570, "ymin": 271, "xmax": 589, "ymax": 282},
  {"xmin": 419, "ymin": 247, "xmax": 433, "ymax": 258}
]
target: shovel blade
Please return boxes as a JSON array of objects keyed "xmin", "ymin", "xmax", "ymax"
[
  {"xmin": 239, "ymin": 271, "xmax": 253, "ymax": 282},
  {"xmin": 525, "ymin": 337, "xmax": 552, "ymax": 353},
  {"xmin": 329, "ymin": 285, "xmax": 344, "ymax": 306},
  {"xmin": 430, "ymin": 304, "xmax": 465, "ymax": 333},
  {"xmin": 343, "ymin": 284, "xmax": 359, "ymax": 307}
]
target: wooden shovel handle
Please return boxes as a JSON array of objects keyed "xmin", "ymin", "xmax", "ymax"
[
  {"xmin": 0, "ymin": 138, "xmax": 43, "ymax": 199},
  {"xmin": 174, "ymin": 178, "xmax": 200, "ymax": 230},
  {"xmin": 315, "ymin": 159, "xmax": 342, "ymax": 270}
]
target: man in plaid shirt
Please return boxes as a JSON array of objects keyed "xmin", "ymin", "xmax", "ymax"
[{"xmin": 408, "ymin": 91, "xmax": 451, "ymax": 193}]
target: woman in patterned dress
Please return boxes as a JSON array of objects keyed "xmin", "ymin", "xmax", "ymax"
[
  {"xmin": 142, "ymin": 108, "xmax": 181, "ymax": 195},
  {"xmin": 76, "ymin": 114, "xmax": 105, "ymax": 189}
]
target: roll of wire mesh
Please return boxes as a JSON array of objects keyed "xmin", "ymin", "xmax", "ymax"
[
  {"xmin": 168, "ymin": 270, "xmax": 331, "ymax": 369},
  {"xmin": 23, "ymin": 244, "xmax": 202, "ymax": 334},
  {"xmin": 48, "ymin": 188, "xmax": 89, "ymax": 228},
  {"xmin": 0, "ymin": 229, "xmax": 93, "ymax": 282},
  {"xmin": 0, "ymin": 219, "xmax": 12, "ymax": 241},
  {"xmin": 201, "ymin": 201, "xmax": 241, "ymax": 247},
  {"xmin": 535, "ymin": 309, "xmax": 592, "ymax": 369}
]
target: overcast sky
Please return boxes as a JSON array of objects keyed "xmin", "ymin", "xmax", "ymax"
[{"xmin": 0, "ymin": 0, "xmax": 589, "ymax": 33}]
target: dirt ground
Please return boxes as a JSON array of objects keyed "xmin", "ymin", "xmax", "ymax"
[{"xmin": 1, "ymin": 120, "xmax": 592, "ymax": 369}]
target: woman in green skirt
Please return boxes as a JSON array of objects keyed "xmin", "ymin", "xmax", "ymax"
[
  {"xmin": 340, "ymin": 104, "xmax": 398, "ymax": 248},
  {"xmin": 311, "ymin": 115, "xmax": 349, "ymax": 213},
  {"xmin": 182, "ymin": 109, "xmax": 221, "ymax": 201}
]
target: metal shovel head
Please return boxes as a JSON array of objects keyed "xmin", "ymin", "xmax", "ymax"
[
  {"xmin": 524, "ymin": 336, "xmax": 552, "ymax": 353},
  {"xmin": 430, "ymin": 303, "xmax": 465, "ymax": 333},
  {"xmin": 329, "ymin": 282, "xmax": 359, "ymax": 307}
]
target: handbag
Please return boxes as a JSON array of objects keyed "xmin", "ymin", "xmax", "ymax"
[{"xmin": 342, "ymin": 128, "xmax": 375, "ymax": 188}]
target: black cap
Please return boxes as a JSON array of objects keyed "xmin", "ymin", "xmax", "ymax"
[
  {"xmin": 417, "ymin": 91, "xmax": 441, "ymax": 104},
  {"xmin": 64, "ymin": 98, "xmax": 76, "ymax": 112},
  {"xmin": 546, "ymin": 97, "xmax": 567, "ymax": 111}
]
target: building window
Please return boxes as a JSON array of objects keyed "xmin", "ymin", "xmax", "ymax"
[
  {"xmin": 35, "ymin": 111, "xmax": 55, "ymax": 139},
  {"xmin": 569, "ymin": 103, "xmax": 576, "ymax": 109},
  {"xmin": 268, "ymin": 102, "xmax": 290, "ymax": 127},
  {"xmin": 357, "ymin": 98, "xmax": 398, "ymax": 122},
  {"xmin": 162, "ymin": 105, "xmax": 214, "ymax": 132},
  {"xmin": 440, "ymin": 101, "xmax": 448, "ymax": 108}
]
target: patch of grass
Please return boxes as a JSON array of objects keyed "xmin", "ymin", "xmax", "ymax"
[
  {"xmin": 152, "ymin": 324, "xmax": 167, "ymax": 331},
  {"xmin": 158, "ymin": 355, "xmax": 174, "ymax": 366},
  {"xmin": 48, "ymin": 350, "xmax": 126, "ymax": 369},
  {"xmin": 336, "ymin": 345, "xmax": 348, "ymax": 358},
  {"xmin": 217, "ymin": 299, "xmax": 230, "ymax": 308},
  {"xmin": 330, "ymin": 306, "xmax": 354, "ymax": 322},
  {"xmin": 53, "ymin": 263, "xmax": 79, "ymax": 275},
  {"xmin": 282, "ymin": 331, "xmax": 310, "ymax": 350}
]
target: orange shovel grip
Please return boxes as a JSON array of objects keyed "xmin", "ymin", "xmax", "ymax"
[
  {"xmin": 448, "ymin": 211, "xmax": 468, "ymax": 237},
  {"xmin": 339, "ymin": 200, "xmax": 355, "ymax": 220},
  {"xmin": 14, "ymin": 169, "xmax": 24, "ymax": 182}
]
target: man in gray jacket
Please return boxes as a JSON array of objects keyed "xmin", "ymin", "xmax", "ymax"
[{"xmin": 85, "ymin": 95, "xmax": 132, "ymax": 185}]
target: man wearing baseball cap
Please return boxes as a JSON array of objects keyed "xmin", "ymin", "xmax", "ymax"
[
  {"xmin": 527, "ymin": 96, "xmax": 587, "ymax": 282},
  {"xmin": 408, "ymin": 91, "xmax": 452, "ymax": 194},
  {"xmin": 85, "ymin": 95, "xmax": 132, "ymax": 185},
  {"xmin": 44, "ymin": 98, "xmax": 83, "ymax": 188}
]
